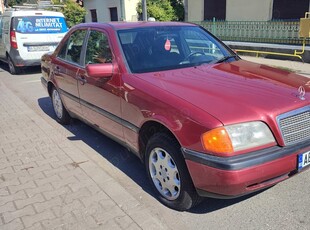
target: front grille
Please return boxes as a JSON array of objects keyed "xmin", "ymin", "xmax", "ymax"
[{"xmin": 278, "ymin": 106, "xmax": 310, "ymax": 145}]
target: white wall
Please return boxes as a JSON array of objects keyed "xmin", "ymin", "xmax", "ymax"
[
  {"xmin": 84, "ymin": 0, "xmax": 138, "ymax": 22},
  {"xmin": 186, "ymin": 0, "xmax": 274, "ymax": 22},
  {"xmin": 124, "ymin": 0, "xmax": 139, "ymax": 21},
  {"xmin": 187, "ymin": 0, "xmax": 204, "ymax": 21},
  {"xmin": 226, "ymin": 0, "xmax": 273, "ymax": 21}
]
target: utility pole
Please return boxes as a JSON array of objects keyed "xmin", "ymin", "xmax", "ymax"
[{"xmin": 142, "ymin": 0, "xmax": 147, "ymax": 21}]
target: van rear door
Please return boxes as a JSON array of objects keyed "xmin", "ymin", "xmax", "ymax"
[{"xmin": 11, "ymin": 14, "xmax": 68, "ymax": 62}]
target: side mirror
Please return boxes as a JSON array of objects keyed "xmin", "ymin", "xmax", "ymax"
[{"xmin": 86, "ymin": 63, "xmax": 113, "ymax": 79}]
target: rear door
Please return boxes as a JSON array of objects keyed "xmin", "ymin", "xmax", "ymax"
[
  {"xmin": 52, "ymin": 29, "xmax": 87, "ymax": 117},
  {"xmin": 12, "ymin": 14, "xmax": 68, "ymax": 62},
  {"xmin": 0, "ymin": 16, "xmax": 9, "ymax": 59},
  {"xmin": 78, "ymin": 29, "xmax": 124, "ymax": 140}
]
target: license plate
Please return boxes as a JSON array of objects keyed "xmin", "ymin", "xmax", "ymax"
[
  {"xmin": 27, "ymin": 46, "xmax": 50, "ymax": 52},
  {"xmin": 298, "ymin": 151, "xmax": 310, "ymax": 170}
]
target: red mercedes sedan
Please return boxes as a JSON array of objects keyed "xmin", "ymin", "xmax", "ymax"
[{"xmin": 41, "ymin": 22, "xmax": 310, "ymax": 211}]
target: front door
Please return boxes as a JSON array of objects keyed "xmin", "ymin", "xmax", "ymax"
[
  {"xmin": 53, "ymin": 29, "xmax": 87, "ymax": 117},
  {"xmin": 78, "ymin": 29, "xmax": 123, "ymax": 140}
]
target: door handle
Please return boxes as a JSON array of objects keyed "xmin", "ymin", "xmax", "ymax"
[
  {"xmin": 54, "ymin": 66, "xmax": 60, "ymax": 75},
  {"xmin": 77, "ymin": 75, "xmax": 87, "ymax": 85}
]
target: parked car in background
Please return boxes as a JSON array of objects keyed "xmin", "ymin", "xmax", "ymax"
[
  {"xmin": 41, "ymin": 22, "xmax": 310, "ymax": 211},
  {"xmin": 0, "ymin": 9, "xmax": 68, "ymax": 74}
]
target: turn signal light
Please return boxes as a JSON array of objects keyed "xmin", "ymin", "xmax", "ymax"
[{"xmin": 201, "ymin": 127, "xmax": 234, "ymax": 155}]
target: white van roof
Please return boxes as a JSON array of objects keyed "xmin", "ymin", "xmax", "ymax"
[{"xmin": 3, "ymin": 10, "xmax": 65, "ymax": 17}]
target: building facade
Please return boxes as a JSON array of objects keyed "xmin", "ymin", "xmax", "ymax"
[
  {"xmin": 188, "ymin": 0, "xmax": 310, "ymax": 21},
  {"xmin": 83, "ymin": 0, "xmax": 139, "ymax": 22}
]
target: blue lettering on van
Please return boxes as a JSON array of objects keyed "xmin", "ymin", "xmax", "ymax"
[
  {"xmin": 17, "ymin": 20, "xmax": 34, "ymax": 33},
  {"xmin": 15, "ymin": 16, "xmax": 68, "ymax": 34}
]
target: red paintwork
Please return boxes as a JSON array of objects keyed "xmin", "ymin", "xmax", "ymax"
[
  {"xmin": 186, "ymin": 145, "xmax": 310, "ymax": 196},
  {"xmin": 86, "ymin": 63, "xmax": 114, "ymax": 78},
  {"xmin": 121, "ymin": 61, "xmax": 309, "ymax": 152},
  {"xmin": 41, "ymin": 22, "xmax": 310, "ymax": 198}
]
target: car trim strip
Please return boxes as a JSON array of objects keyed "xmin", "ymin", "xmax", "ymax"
[
  {"xmin": 58, "ymin": 88, "xmax": 79, "ymax": 103},
  {"xmin": 58, "ymin": 88, "xmax": 139, "ymax": 133},
  {"xmin": 41, "ymin": 77, "xmax": 48, "ymax": 88},
  {"xmin": 182, "ymin": 140, "xmax": 310, "ymax": 171}
]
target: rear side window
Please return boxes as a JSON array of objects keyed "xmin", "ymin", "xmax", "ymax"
[
  {"xmin": 12, "ymin": 16, "xmax": 68, "ymax": 34},
  {"xmin": 58, "ymin": 29, "xmax": 87, "ymax": 65}
]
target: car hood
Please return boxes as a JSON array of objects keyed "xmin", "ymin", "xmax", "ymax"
[{"xmin": 134, "ymin": 60, "xmax": 310, "ymax": 125}]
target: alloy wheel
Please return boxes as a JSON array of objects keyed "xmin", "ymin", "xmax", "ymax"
[{"xmin": 148, "ymin": 147, "xmax": 181, "ymax": 200}]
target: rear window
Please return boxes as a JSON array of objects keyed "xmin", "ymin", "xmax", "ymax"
[{"xmin": 12, "ymin": 16, "xmax": 68, "ymax": 34}]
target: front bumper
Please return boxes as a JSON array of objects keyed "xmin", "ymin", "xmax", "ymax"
[{"xmin": 182, "ymin": 140, "xmax": 310, "ymax": 198}]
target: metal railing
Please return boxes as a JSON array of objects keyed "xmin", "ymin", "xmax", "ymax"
[{"xmin": 194, "ymin": 20, "xmax": 310, "ymax": 46}]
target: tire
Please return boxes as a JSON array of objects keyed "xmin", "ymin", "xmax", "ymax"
[
  {"xmin": 51, "ymin": 87, "xmax": 71, "ymax": 125},
  {"xmin": 145, "ymin": 133, "xmax": 202, "ymax": 211},
  {"xmin": 7, "ymin": 56, "xmax": 20, "ymax": 75}
]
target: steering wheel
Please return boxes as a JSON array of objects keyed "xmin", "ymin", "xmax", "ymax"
[{"xmin": 184, "ymin": 51, "xmax": 206, "ymax": 61}]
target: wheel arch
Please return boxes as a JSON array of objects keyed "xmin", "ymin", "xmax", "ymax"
[
  {"xmin": 138, "ymin": 120, "xmax": 181, "ymax": 161},
  {"xmin": 47, "ymin": 81, "xmax": 55, "ymax": 97}
]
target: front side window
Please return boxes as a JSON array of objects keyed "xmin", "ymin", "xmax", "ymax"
[
  {"xmin": 84, "ymin": 30, "xmax": 112, "ymax": 65},
  {"xmin": 12, "ymin": 16, "xmax": 68, "ymax": 34},
  {"xmin": 58, "ymin": 29, "xmax": 87, "ymax": 65},
  {"xmin": 118, "ymin": 26, "xmax": 231, "ymax": 73}
]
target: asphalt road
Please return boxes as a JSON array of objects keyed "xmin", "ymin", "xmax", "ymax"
[{"xmin": 0, "ymin": 63, "xmax": 309, "ymax": 230}]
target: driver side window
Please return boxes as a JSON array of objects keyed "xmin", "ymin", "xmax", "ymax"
[{"xmin": 84, "ymin": 30, "xmax": 112, "ymax": 65}]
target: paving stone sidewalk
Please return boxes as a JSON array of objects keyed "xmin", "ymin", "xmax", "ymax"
[{"xmin": 0, "ymin": 80, "xmax": 167, "ymax": 229}]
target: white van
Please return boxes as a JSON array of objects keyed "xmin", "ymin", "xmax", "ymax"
[{"xmin": 0, "ymin": 9, "xmax": 68, "ymax": 74}]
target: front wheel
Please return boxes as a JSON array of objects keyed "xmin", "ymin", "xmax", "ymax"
[
  {"xmin": 51, "ymin": 87, "xmax": 71, "ymax": 125},
  {"xmin": 145, "ymin": 133, "xmax": 202, "ymax": 211}
]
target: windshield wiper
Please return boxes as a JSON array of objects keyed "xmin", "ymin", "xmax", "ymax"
[{"xmin": 215, "ymin": 54, "xmax": 238, "ymax": 63}]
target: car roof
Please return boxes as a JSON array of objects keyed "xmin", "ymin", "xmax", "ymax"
[{"xmin": 74, "ymin": 21, "xmax": 197, "ymax": 31}]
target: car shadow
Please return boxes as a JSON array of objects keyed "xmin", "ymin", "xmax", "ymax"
[
  {"xmin": 38, "ymin": 96, "xmax": 268, "ymax": 213},
  {"xmin": 0, "ymin": 61, "xmax": 41, "ymax": 75},
  {"xmin": 191, "ymin": 190, "xmax": 264, "ymax": 214}
]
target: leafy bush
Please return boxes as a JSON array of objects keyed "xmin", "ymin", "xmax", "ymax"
[
  {"xmin": 137, "ymin": 0, "xmax": 184, "ymax": 21},
  {"xmin": 61, "ymin": 0, "xmax": 86, "ymax": 27}
]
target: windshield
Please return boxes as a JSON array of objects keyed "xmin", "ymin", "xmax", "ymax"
[
  {"xmin": 118, "ymin": 26, "xmax": 234, "ymax": 73},
  {"xmin": 12, "ymin": 16, "xmax": 68, "ymax": 34}
]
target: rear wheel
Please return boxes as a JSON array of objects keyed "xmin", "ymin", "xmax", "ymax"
[
  {"xmin": 145, "ymin": 133, "xmax": 202, "ymax": 211},
  {"xmin": 51, "ymin": 87, "xmax": 71, "ymax": 124},
  {"xmin": 7, "ymin": 56, "xmax": 19, "ymax": 75}
]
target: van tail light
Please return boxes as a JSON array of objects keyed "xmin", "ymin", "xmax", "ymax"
[{"xmin": 10, "ymin": 31, "xmax": 18, "ymax": 49}]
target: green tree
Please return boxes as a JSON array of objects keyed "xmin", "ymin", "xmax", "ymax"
[
  {"xmin": 137, "ymin": 0, "xmax": 184, "ymax": 21},
  {"xmin": 53, "ymin": 0, "xmax": 86, "ymax": 27},
  {"xmin": 171, "ymin": 0, "xmax": 184, "ymax": 21},
  {"xmin": 8, "ymin": 0, "xmax": 27, "ymax": 7}
]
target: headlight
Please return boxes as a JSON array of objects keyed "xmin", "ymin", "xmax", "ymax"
[{"xmin": 201, "ymin": 121, "xmax": 276, "ymax": 156}]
